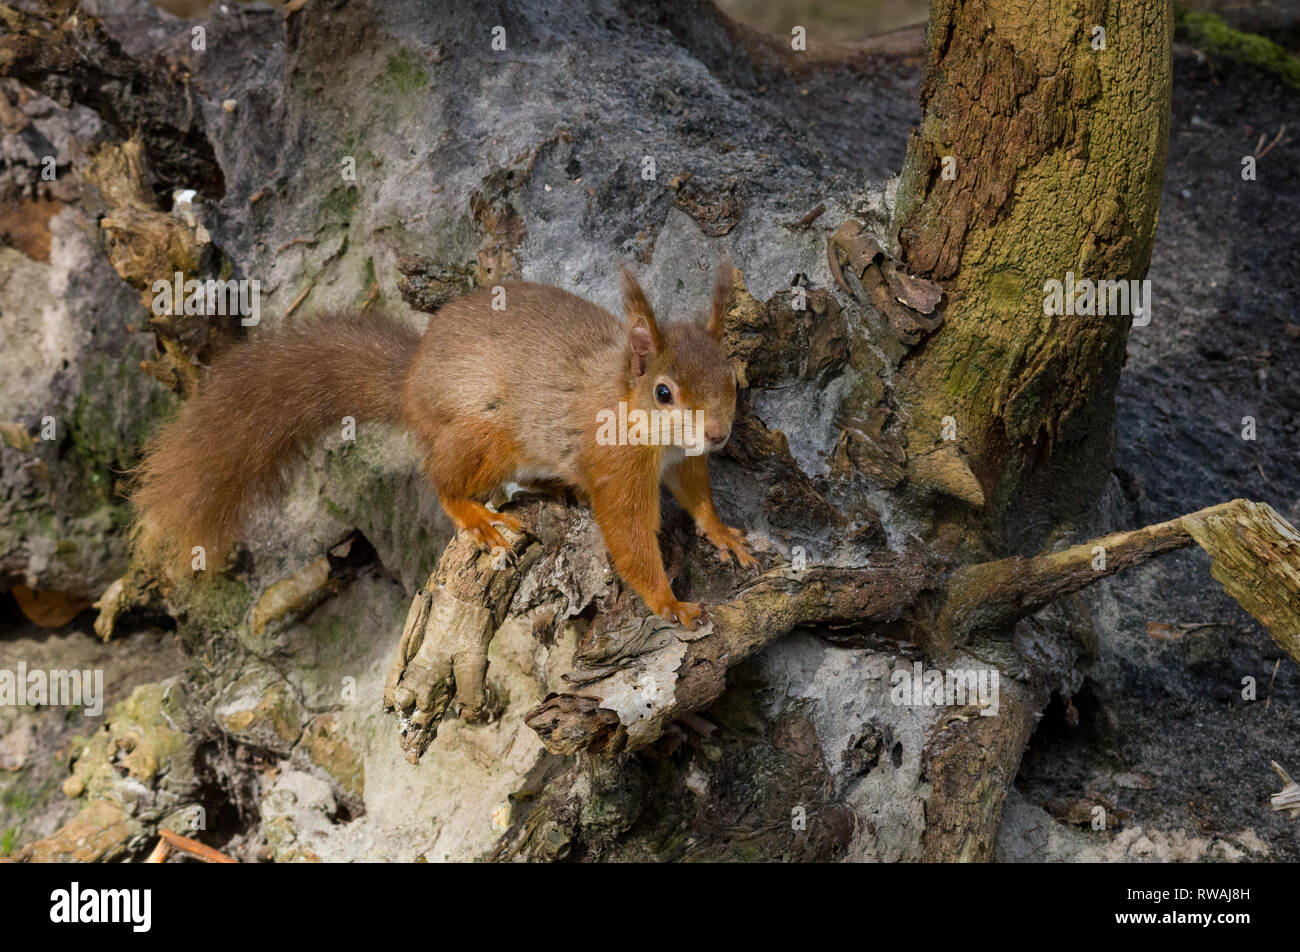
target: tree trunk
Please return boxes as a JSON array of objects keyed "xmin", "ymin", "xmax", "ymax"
[{"xmin": 888, "ymin": 0, "xmax": 1173, "ymax": 556}]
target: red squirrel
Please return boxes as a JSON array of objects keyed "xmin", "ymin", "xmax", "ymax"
[{"xmin": 132, "ymin": 261, "xmax": 755, "ymax": 629}]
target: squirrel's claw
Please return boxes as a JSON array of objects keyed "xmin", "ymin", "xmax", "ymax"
[
  {"xmin": 453, "ymin": 503, "xmax": 526, "ymax": 559},
  {"xmin": 701, "ymin": 523, "xmax": 757, "ymax": 569},
  {"xmin": 674, "ymin": 601, "xmax": 707, "ymax": 630},
  {"xmin": 657, "ymin": 598, "xmax": 707, "ymax": 630},
  {"xmin": 468, "ymin": 524, "xmax": 512, "ymax": 555}
]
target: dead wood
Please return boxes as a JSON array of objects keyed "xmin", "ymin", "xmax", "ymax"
[
  {"xmin": 385, "ymin": 497, "xmax": 1299, "ymax": 763},
  {"xmin": 940, "ymin": 499, "xmax": 1300, "ymax": 656},
  {"xmin": 0, "ymin": 1, "xmax": 223, "ymax": 195},
  {"xmin": 526, "ymin": 554, "xmax": 930, "ymax": 755}
]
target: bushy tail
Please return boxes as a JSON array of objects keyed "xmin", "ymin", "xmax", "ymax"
[{"xmin": 132, "ymin": 310, "xmax": 420, "ymax": 569}]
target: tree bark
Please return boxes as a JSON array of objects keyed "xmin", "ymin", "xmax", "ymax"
[{"xmin": 887, "ymin": 0, "xmax": 1173, "ymax": 553}]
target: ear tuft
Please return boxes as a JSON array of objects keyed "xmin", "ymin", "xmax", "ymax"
[
  {"xmin": 708, "ymin": 253, "xmax": 733, "ymax": 341},
  {"xmin": 621, "ymin": 267, "xmax": 660, "ymax": 374},
  {"xmin": 621, "ymin": 267, "xmax": 656, "ymax": 326}
]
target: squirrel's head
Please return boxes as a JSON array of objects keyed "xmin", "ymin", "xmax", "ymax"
[{"xmin": 620, "ymin": 260, "xmax": 737, "ymax": 455}]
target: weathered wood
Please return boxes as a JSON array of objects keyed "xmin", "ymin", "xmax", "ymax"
[
  {"xmin": 1184, "ymin": 500, "xmax": 1300, "ymax": 656},
  {"xmin": 526, "ymin": 556, "xmax": 930, "ymax": 755},
  {"xmin": 940, "ymin": 499, "xmax": 1300, "ymax": 656},
  {"xmin": 1270, "ymin": 762, "xmax": 1300, "ymax": 818},
  {"xmin": 939, "ymin": 511, "xmax": 1199, "ymax": 646},
  {"xmin": 921, "ymin": 675, "xmax": 1048, "ymax": 862},
  {"xmin": 383, "ymin": 490, "xmax": 931, "ymax": 759},
  {"xmin": 382, "ymin": 503, "xmax": 556, "ymax": 763},
  {"xmin": 387, "ymin": 495, "xmax": 1299, "ymax": 764},
  {"xmin": 0, "ymin": 1, "xmax": 223, "ymax": 195}
]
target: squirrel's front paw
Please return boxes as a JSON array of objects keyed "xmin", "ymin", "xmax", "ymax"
[
  {"xmin": 699, "ymin": 522, "xmax": 757, "ymax": 568},
  {"xmin": 656, "ymin": 598, "xmax": 707, "ymax": 630}
]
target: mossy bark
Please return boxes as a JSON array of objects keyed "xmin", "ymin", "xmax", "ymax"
[{"xmin": 890, "ymin": 0, "xmax": 1173, "ymax": 553}]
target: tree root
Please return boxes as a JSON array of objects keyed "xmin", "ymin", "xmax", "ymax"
[
  {"xmin": 383, "ymin": 498, "xmax": 1299, "ymax": 762},
  {"xmin": 382, "ymin": 499, "xmax": 619, "ymax": 762},
  {"xmin": 525, "ymin": 556, "xmax": 929, "ymax": 755}
]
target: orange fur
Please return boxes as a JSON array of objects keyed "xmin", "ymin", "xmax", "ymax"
[{"xmin": 665, "ymin": 454, "xmax": 756, "ymax": 568}]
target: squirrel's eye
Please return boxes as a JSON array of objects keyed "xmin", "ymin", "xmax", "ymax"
[{"xmin": 655, "ymin": 384, "xmax": 672, "ymax": 404}]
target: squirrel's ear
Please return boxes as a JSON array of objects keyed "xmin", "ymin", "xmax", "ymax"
[
  {"xmin": 621, "ymin": 267, "xmax": 660, "ymax": 375},
  {"xmin": 707, "ymin": 254, "xmax": 732, "ymax": 341}
]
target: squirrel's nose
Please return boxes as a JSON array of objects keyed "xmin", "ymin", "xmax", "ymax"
[{"xmin": 705, "ymin": 424, "xmax": 729, "ymax": 446}]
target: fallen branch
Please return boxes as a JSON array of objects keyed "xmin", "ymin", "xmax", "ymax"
[
  {"xmin": 939, "ymin": 499, "xmax": 1300, "ymax": 656},
  {"xmin": 1270, "ymin": 762, "xmax": 1300, "ymax": 818},
  {"xmin": 384, "ymin": 495, "xmax": 1298, "ymax": 762},
  {"xmin": 382, "ymin": 497, "xmax": 930, "ymax": 759},
  {"xmin": 1184, "ymin": 500, "xmax": 1300, "ymax": 658},
  {"xmin": 151, "ymin": 828, "xmax": 237, "ymax": 864}
]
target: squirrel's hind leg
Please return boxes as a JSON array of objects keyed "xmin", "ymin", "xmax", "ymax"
[
  {"xmin": 439, "ymin": 497, "xmax": 522, "ymax": 553},
  {"xmin": 414, "ymin": 419, "xmax": 525, "ymax": 553}
]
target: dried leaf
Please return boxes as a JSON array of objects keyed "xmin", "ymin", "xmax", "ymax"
[
  {"xmin": 12, "ymin": 584, "xmax": 93, "ymax": 628},
  {"xmin": 882, "ymin": 265, "xmax": 944, "ymax": 313},
  {"xmin": 1146, "ymin": 620, "xmax": 1182, "ymax": 641}
]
